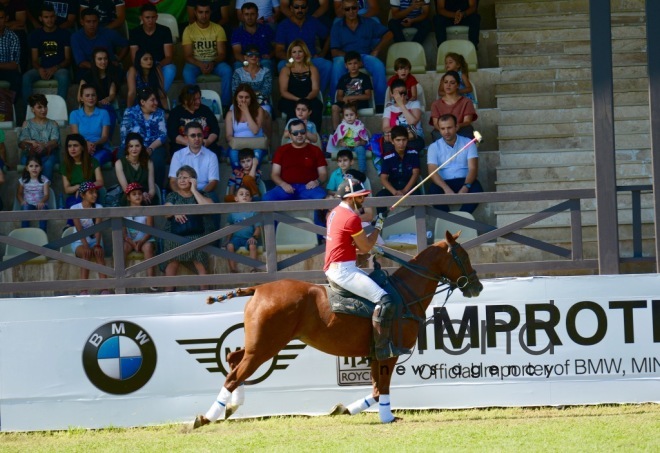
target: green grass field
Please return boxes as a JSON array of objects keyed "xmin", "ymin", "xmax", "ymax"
[{"xmin": 1, "ymin": 404, "xmax": 658, "ymax": 452}]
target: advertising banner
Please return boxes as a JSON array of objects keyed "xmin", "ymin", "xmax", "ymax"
[{"xmin": 0, "ymin": 274, "xmax": 658, "ymax": 431}]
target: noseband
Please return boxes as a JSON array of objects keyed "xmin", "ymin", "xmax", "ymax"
[{"xmin": 448, "ymin": 243, "xmax": 479, "ymax": 291}]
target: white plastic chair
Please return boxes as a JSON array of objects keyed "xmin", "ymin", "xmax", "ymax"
[
  {"xmin": 25, "ymin": 94, "xmax": 68, "ymax": 126},
  {"xmin": 434, "ymin": 211, "xmax": 477, "ymax": 242},
  {"xmin": 13, "ymin": 187, "xmax": 58, "ymax": 211},
  {"xmin": 60, "ymin": 226, "xmax": 77, "ymax": 256},
  {"xmin": 201, "ymin": 89, "xmax": 223, "ymax": 121},
  {"xmin": 275, "ymin": 217, "xmax": 318, "ymax": 253},
  {"xmin": 437, "ymin": 40, "xmax": 478, "ymax": 72},
  {"xmin": 382, "ymin": 215, "xmax": 418, "ymax": 250},
  {"xmin": 386, "ymin": 42, "xmax": 427, "ymax": 75},
  {"xmin": 3, "ymin": 227, "xmax": 49, "ymax": 263},
  {"xmin": 156, "ymin": 13, "xmax": 180, "ymax": 43}
]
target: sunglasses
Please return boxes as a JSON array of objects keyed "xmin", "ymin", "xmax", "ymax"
[
  {"xmin": 344, "ymin": 6, "xmax": 358, "ymax": 11},
  {"xmin": 290, "ymin": 129, "xmax": 306, "ymax": 136},
  {"xmin": 292, "ymin": 4, "xmax": 307, "ymax": 9},
  {"xmin": 245, "ymin": 52, "xmax": 259, "ymax": 57}
]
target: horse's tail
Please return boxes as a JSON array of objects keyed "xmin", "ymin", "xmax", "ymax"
[{"xmin": 206, "ymin": 287, "xmax": 258, "ymax": 305}]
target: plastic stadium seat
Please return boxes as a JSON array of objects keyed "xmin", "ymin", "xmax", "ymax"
[
  {"xmin": 3, "ymin": 227, "xmax": 49, "ymax": 263},
  {"xmin": 12, "ymin": 188, "xmax": 58, "ymax": 211},
  {"xmin": 201, "ymin": 89, "xmax": 223, "ymax": 121},
  {"xmin": 60, "ymin": 226, "xmax": 76, "ymax": 256},
  {"xmin": 446, "ymin": 25, "xmax": 469, "ymax": 40},
  {"xmin": 386, "ymin": 42, "xmax": 427, "ymax": 75},
  {"xmin": 275, "ymin": 217, "xmax": 318, "ymax": 253},
  {"xmin": 437, "ymin": 40, "xmax": 478, "ymax": 73},
  {"xmin": 434, "ymin": 211, "xmax": 477, "ymax": 242},
  {"xmin": 26, "ymin": 94, "xmax": 68, "ymax": 126},
  {"xmin": 382, "ymin": 215, "xmax": 418, "ymax": 250},
  {"xmin": 156, "ymin": 13, "xmax": 180, "ymax": 43}
]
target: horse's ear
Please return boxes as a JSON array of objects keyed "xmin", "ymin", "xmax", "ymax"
[{"xmin": 445, "ymin": 230, "xmax": 461, "ymax": 245}]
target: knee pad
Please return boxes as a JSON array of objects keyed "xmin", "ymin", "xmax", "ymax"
[{"xmin": 372, "ymin": 295, "xmax": 394, "ymax": 323}]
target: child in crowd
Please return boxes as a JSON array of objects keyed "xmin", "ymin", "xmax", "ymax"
[
  {"xmin": 226, "ymin": 186, "xmax": 262, "ymax": 274},
  {"xmin": 281, "ymin": 98, "xmax": 319, "ymax": 146},
  {"xmin": 16, "ymin": 155, "xmax": 50, "ymax": 232},
  {"xmin": 443, "ymin": 52, "xmax": 476, "ymax": 106},
  {"xmin": 70, "ymin": 181, "xmax": 108, "ymax": 295},
  {"xmin": 326, "ymin": 149, "xmax": 356, "ymax": 198},
  {"xmin": 386, "ymin": 58, "xmax": 418, "ymax": 105},
  {"xmin": 330, "ymin": 103, "xmax": 369, "ymax": 173},
  {"xmin": 122, "ymin": 182, "xmax": 157, "ymax": 287},
  {"xmin": 331, "ymin": 51, "xmax": 374, "ymax": 130},
  {"xmin": 225, "ymin": 148, "xmax": 262, "ymax": 202}
]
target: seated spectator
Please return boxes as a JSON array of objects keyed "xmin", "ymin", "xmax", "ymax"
[
  {"xmin": 263, "ymin": 119, "xmax": 327, "ymax": 202},
  {"xmin": 333, "ymin": 0, "xmax": 378, "ymax": 21},
  {"xmin": 226, "ymin": 185, "xmax": 262, "ymax": 273},
  {"xmin": 386, "ymin": 57, "xmax": 417, "ymax": 104},
  {"xmin": 225, "ymin": 84, "xmax": 268, "ymax": 170},
  {"xmin": 281, "ymin": 98, "xmax": 319, "ymax": 147},
  {"xmin": 182, "ymin": 0, "xmax": 232, "ymax": 107},
  {"xmin": 71, "ymin": 8, "xmax": 128, "ymax": 75},
  {"xmin": 22, "ymin": 4, "xmax": 71, "ymax": 102},
  {"xmin": 331, "ymin": 51, "xmax": 373, "ymax": 130},
  {"xmin": 168, "ymin": 121, "xmax": 219, "ymax": 202},
  {"xmin": 431, "ymin": 70, "xmax": 477, "ymax": 140},
  {"xmin": 382, "ymin": 79, "xmax": 424, "ymax": 153},
  {"xmin": 27, "ymin": 0, "xmax": 78, "ymax": 30},
  {"xmin": 236, "ymin": 0, "xmax": 279, "ymax": 27},
  {"xmin": 70, "ymin": 180, "xmax": 108, "ymax": 294},
  {"xmin": 126, "ymin": 49, "xmax": 169, "ymax": 110},
  {"xmin": 232, "ymin": 43, "xmax": 273, "ymax": 117},
  {"xmin": 62, "ymin": 133, "xmax": 104, "ymax": 209},
  {"xmin": 69, "ymin": 83, "xmax": 112, "ymax": 167},
  {"xmin": 0, "ymin": 0, "xmax": 28, "ymax": 78},
  {"xmin": 388, "ymin": 0, "xmax": 431, "ymax": 44},
  {"xmin": 162, "ymin": 165, "xmax": 213, "ymax": 292},
  {"xmin": 231, "ymin": 2, "xmax": 275, "ymax": 71},
  {"xmin": 443, "ymin": 52, "xmax": 476, "ymax": 106},
  {"xmin": 278, "ymin": 39, "xmax": 323, "ymax": 132},
  {"xmin": 120, "ymin": 87, "xmax": 168, "ymax": 188},
  {"xmin": 115, "ymin": 132, "xmax": 156, "ymax": 205},
  {"xmin": 225, "ymin": 148, "xmax": 262, "ymax": 202},
  {"xmin": 79, "ymin": 0, "xmax": 125, "ymax": 31},
  {"xmin": 375, "ymin": 125, "xmax": 420, "ymax": 214},
  {"xmin": 16, "ymin": 155, "xmax": 50, "ymax": 232},
  {"xmin": 188, "ymin": 0, "xmax": 231, "ymax": 30},
  {"xmin": 129, "ymin": 3, "xmax": 175, "ymax": 94},
  {"xmin": 281, "ymin": 0, "xmax": 332, "ymax": 28},
  {"xmin": 426, "ymin": 113, "xmax": 482, "ymax": 213},
  {"xmin": 330, "ymin": 0, "xmax": 391, "ymax": 110},
  {"xmin": 0, "ymin": 128, "xmax": 6, "ymax": 170},
  {"xmin": 122, "ymin": 182, "xmax": 156, "ymax": 285},
  {"xmin": 79, "ymin": 47, "xmax": 120, "ymax": 138},
  {"xmin": 330, "ymin": 103, "xmax": 369, "ymax": 172},
  {"xmin": 18, "ymin": 93, "xmax": 60, "ymax": 180},
  {"xmin": 0, "ymin": 5, "xmax": 21, "ymax": 99},
  {"xmin": 326, "ymin": 148, "xmax": 356, "ymax": 198},
  {"xmin": 433, "ymin": 0, "xmax": 480, "ymax": 50},
  {"xmin": 167, "ymin": 84, "xmax": 221, "ymax": 157}
]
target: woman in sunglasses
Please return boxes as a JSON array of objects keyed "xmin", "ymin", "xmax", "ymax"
[{"xmin": 232, "ymin": 44, "xmax": 273, "ymax": 136}]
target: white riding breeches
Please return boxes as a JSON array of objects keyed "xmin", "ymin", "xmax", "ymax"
[{"xmin": 325, "ymin": 260, "xmax": 387, "ymax": 303}]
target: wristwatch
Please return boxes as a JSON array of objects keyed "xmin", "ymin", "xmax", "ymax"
[{"xmin": 464, "ymin": 183, "xmax": 472, "ymax": 189}]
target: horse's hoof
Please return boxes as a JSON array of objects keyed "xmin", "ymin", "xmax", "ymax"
[
  {"xmin": 191, "ymin": 415, "xmax": 210, "ymax": 429},
  {"xmin": 224, "ymin": 404, "xmax": 238, "ymax": 419},
  {"xmin": 329, "ymin": 403, "xmax": 350, "ymax": 416}
]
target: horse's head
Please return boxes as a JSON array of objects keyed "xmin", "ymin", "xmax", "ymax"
[{"xmin": 442, "ymin": 230, "xmax": 483, "ymax": 298}]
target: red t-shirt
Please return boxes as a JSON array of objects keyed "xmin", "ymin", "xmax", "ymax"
[
  {"xmin": 387, "ymin": 74, "xmax": 419, "ymax": 99},
  {"xmin": 272, "ymin": 143, "xmax": 327, "ymax": 184},
  {"xmin": 324, "ymin": 203, "xmax": 363, "ymax": 271}
]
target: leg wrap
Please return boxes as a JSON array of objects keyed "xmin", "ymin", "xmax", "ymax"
[
  {"xmin": 205, "ymin": 386, "xmax": 232, "ymax": 422},
  {"xmin": 378, "ymin": 394, "xmax": 396, "ymax": 423},
  {"xmin": 346, "ymin": 394, "xmax": 377, "ymax": 415},
  {"xmin": 231, "ymin": 383, "xmax": 245, "ymax": 406}
]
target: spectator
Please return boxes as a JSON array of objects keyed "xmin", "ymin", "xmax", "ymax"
[
  {"xmin": 274, "ymin": 0, "xmax": 331, "ymax": 94},
  {"xmin": 18, "ymin": 93, "xmax": 60, "ymax": 180},
  {"xmin": 22, "ymin": 4, "xmax": 71, "ymax": 102},
  {"xmin": 168, "ymin": 121, "xmax": 219, "ymax": 201},
  {"xmin": 388, "ymin": 0, "xmax": 431, "ymax": 44},
  {"xmin": 231, "ymin": 2, "xmax": 275, "ymax": 71},
  {"xmin": 115, "ymin": 132, "xmax": 156, "ymax": 204},
  {"xmin": 231, "ymin": 43, "xmax": 273, "ymax": 137},
  {"xmin": 70, "ymin": 180, "xmax": 108, "ymax": 294},
  {"xmin": 187, "ymin": 0, "xmax": 231, "ymax": 30},
  {"xmin": 426, "ymin": 113, "xmax": 482, "ymax": 213},
  {"xmin": 129, "ymin": 3, "xmax": 175, "ymax": 93},
  {"xmin": 382, "ymin": 79, "xmax": 424, "ymax": 153},
  {"xmin": 263, "ymin": 118, "xmax": 327, "ymax": 202},
  {"xmin": 375, "ymin": 125, "xmax": 420, "ymax": 215},
  {"xmin": 28, "ymin": 0, "xmax": 78, "ymax": 30},
  {"xmin": 0, "ymin": 128, "xmax": 7, "ymax": 169},
  {"xmin": 430, "ymin": 70, "xmax": 477, "ymax": 139},
  {"xmin": 0, "ymin": 0, "xmax": 27, "ymax": 76},
  {"xmin": 330, "ymin": 0, "xmax": 392, "ymax": 110},
  {"xmin": 69, "ymin": 83, "xmax": 112, "ymax": 167},
  {"xmin": 331, "ymin": 50, "xmax": 373, "ymax": 130},
  {"xmin": 278, "ymin": 39, "xmax": 323, "ymax": 132},
  {"xmin": 236, "ymin": 0, "xmax": 279, "ymax": 27},
  {"xmin": 280, "ymin": 0, "xmax": 331, "ymax": 28},
  {"xmin": 79, "ymin": 47, "xmax": 120, "ymax": 137},
  {"xmin": 122, "ymin": 182, "xmax": 157, "ymax": 285},
  {"xmin": 330, "ymin": 103, "xmax": 369, "ymax": 172},
  {"xmin": 386, "ymin": 57, "xmax": 417, "ymax": 104},
  {"xmin": 443, "ymin": 52, "xmax": 475, "ymax": 106},
  {"xmin": 333, "ymin": 0, "xmax": 378, "ymax": 21},
  {"xmin": 281, "ymin": 97, "xmax": 319, "ymax": 146},
  {"xmin": 433, "ymin": 0, "xmax": 480, "ymax": 50},
  {"xmin": 120, "ymin": 87, "xmax": 168, "ymax": 188},
  {"xmin": 226, "ymin": 186, "xmax": 262, "ymax": 273},
  {"xmin": 167, "ymin": 84, "xmax": 221, "ymax": 156},
  {"xmin": 71, "ymin": 8, "xmax": 128, "ymax": 73},
  {"xmin": 126, "ymin": 49, "xmax": 169, "ymax": 110},
  {"xmin": 225, "ymin": 147, "xmax": 261, "ymax": 202},
  {"xmin": 79, "ymin": 0, "xmax": 125, "ymax": 31},
  {"xmin": 325, "ymin": 148, "xmax": 356, "ymax": 197},
  {"xmin": 0, "ymin": 5, "xmax": 21, "ymax": 98},
  {"xmin": 182, "ymin": 0, "xmax": 232, "ymax": 107},
  {"xmin": 225, "ymin": 83, "xmax": 267, "ymax": 170},
  {"xmin": 162, "ymin": 165, "xmax": 213, "ymax": 292},
  {"xmin": 16, "ymin": 155, "xmax": 50, "ymax": 232},
  {"xmin": 62, "ymin": 133, "xmax": 104, "ymax": 209}
]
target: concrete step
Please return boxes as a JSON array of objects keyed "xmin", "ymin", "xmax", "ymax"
[
  {"xmin": 497, "ymin": 25, "xmax": 646, "ymax": 45},
  {"xmin": 495, "ymin": 161, "xmax": 651, "ymax": 183},
  {"xmin": 498, "ymin": 38, "xmax": 646, "ymax": 58},
  {"xmin": 494, "ymin": 174, "xmax": 651, "ymax": 192},
  {"xmin": 495, "ymin": 0, "xmax": 644, "ymax": 17},
  {"xmin": 498, "ymin": 133, "xmax": 651, "ymax": 152},
  {"xmin": 498, "ymin": 106, "xmax": 649, "ymax": 125},
  {"xmin": 496, "ymin": 77, "xmax": 648, "ymax": 96},
  {"xmin": 498, "ymin": 148, "xmax": 652, "ymax": 167},
  {"xmin": 498, "ymin": 119, "xmax": 649, "ymax": 138},
  {"xmin": 499, "ymin": 65, "xmax": 648, "ymax": 83},
  {"xmin": 496, "ymin": 12, "xmax": 644, "ymax": 32},
  {"xmin": 496, "ymin": 91, "xmax": 648, "ymax": 111},
  {"xmin": 497, "ymin": 51, "xmax": 647, "ymax": 69}
]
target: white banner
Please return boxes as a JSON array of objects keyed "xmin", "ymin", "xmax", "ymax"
[{"xmin": 0, "ymin": 274, "xmax": 659, "ymax": 431}]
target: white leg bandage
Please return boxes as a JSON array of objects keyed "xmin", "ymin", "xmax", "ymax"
[
  {"xmin": 378, "ymin": 394, "xmax": 395, "ymax": 423},
  {"xmin": 205, "ymin": 387, "xmax": 232, "ymax": 422},
  {"xmin": 231, "ymin": 384, "xmax": 245, "ymax": 406},
  {"xmin": 346, "ymin": 394, "xmax": 376, "ymax": 415}
]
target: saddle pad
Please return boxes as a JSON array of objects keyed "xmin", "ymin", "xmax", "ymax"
[{"xmin": 326, "ymin": 285, "xmax": 377, "ymax": 319}]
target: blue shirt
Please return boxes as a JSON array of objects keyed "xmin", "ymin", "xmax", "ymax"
[
  {"xmin": 69, "ymin": 107, "xmax": 111, "ymax": 145},
  {"xmin": 275, "ymin": 17, "xmax": 328, "ymax": 57},
  {"xmin": 71, "ymin": 27, "xmax": 128, "ymax": 66},
  {"xmin": 120, "ymin": 105, "xmax": 168, "ymax": 149},
  {"xmin": 327, "ymin": 167, "xmax": 346, "ymax": 192},
  {"xmin": 228, "ymin": 211, "xmax": 261, "ymax": 240},
  {"xmin": 230, "ymin": 23, "xmax": 275, "ymax": 56},
  {"xmin": 330, "ymin": 16, "xmax": 388, "ymax": 55}
]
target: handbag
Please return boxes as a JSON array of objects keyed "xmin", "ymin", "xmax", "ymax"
[
  {"xmin": 170, "ymin": 215, "xmax": 205, "ymax": 236},
  {"xmin": 229, "ymin": 136, "xmax": 268, "ymax": 150}
]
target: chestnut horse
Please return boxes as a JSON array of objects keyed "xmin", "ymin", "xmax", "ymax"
[{"xmin": 192, "ymin": 231, "xmax": 482, "ymax": 427}]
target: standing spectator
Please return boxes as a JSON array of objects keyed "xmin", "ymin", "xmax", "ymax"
[
  {"xmin": 263, "ymin": 119, "xmax": 327, "ymax": 202},
  {"xmin": 430, "ymin": 70, "xmax": 477, "ymax": 139},
  {"xmin": 230, "ymin": 2, "xmax": 275, "ymax": 71},
  {"xmin": 0, "ymin": 5, "xmax": 21, "ymax": 98},
  {"xmin": 126, "ymin": 49, "xmax": 169, "ymax": 110},
  {"xmin": 78, "ymin": 47, "xmax": 121, "ymax": 137},
  {"xmin": 382, "ymin": 79, "xmax": 424, "ymax": 153},
  {"xmin": 182, "ymin": 0, "xmax": 232, "ymax": 107},
  {"xmin": 388, "ymin": 0, "xmax": 431, "ymax": 44},
  {"xmin": 129, "ymin": 3, "xmax": 175, "ymax": 94},
  {"xmin": 61, "ymin": 133, "xmax": 104, "ymax": 209},
  {"xmin": 79, "ymin": 0, "xmax": 125, "ymax": 31},
  {"xmin": 225, "ymin": 84, "xmax": 267, "ymax": 170},
  {"xmin": 71, "ymin": 8, "xmax": 128, "ymax": 73},
  {"xmin": 333, "ymin": 0, "xmax": 378, "ymax": 20},
  {"xmin": 28, "ymin": 0, "xmax": 79, "ymax": 30},
  {"xmin": 330, "ymin": 0, "xmax": 392, "ymax": 111},
  {"xmin": 120, "ymin": 87, "xmax": 168, "ymax": 188},
  {"xmin": 16, "ymin": 155, "xmax": 50, "ymax": 232},
  {"xmin": 274, "ymin": 0, "xmax": 330, "ymax": 94},
  {"xmin": 69, "ymin": 84, "xmax": 112, "ymax": 167},
  {"xmin": 433, "ymin": 0, "xmax": 480, "ymax": 50},
  {"xmin": 167, "ymin": 84, "xmax": 221, "ymax": 156},
  {"xmin": 426, "ymin": 113, "xmax": 482, "ymax": 213},
  {"xmin": 236, "ymin": 0, "xmax": 279, "ymax": 27},
  {"xmin": 331, "ymin": 51, "xmax": 373, "ymax": 130},
  {"xmin": 22, "ymin": 4, "xmax": 71, "ymax": 102},
  {"xmin": 115, "ymin": 132, "xmax": 156, "ymax": 204},
  {"xmin": 18, "ymin": 93, "xmax": 60, "ymax": 180}
]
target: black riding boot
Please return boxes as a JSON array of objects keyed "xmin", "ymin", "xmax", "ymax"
[{"xmin": 372, "ymin": 295, "xmax": 411, "ymax": 360}]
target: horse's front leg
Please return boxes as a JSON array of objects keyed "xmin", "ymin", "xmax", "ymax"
[{"xmin": 372, "ymin": 357, "xmax": 399, "ymax": 423}]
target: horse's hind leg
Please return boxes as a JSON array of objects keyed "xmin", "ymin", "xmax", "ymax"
[{"xmin": 225, "ymin": 349, "xmax": 246, "ymax": 417}]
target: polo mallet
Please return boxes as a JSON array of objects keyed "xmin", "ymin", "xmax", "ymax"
[{"xmin": 389, "ymin": 131, "xmax": 483, "ymax": 211}]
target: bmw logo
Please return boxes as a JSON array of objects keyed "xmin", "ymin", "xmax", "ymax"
[{"xmin": 83, "ymin": 321, "xmax": 157, "ymax": 395}]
